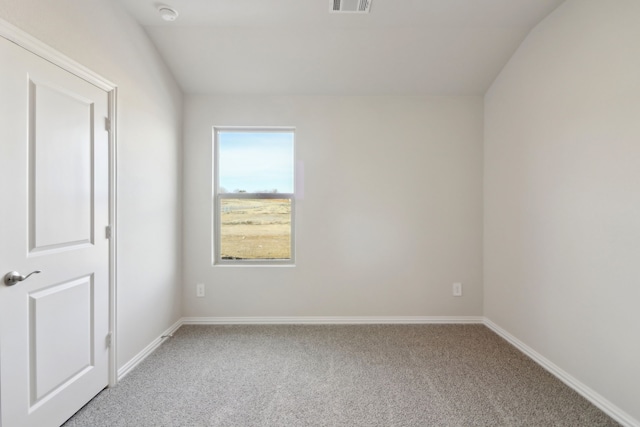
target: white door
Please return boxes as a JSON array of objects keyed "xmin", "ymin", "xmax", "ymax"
[{"xmin": 0, "ymin": 36, "xmax": 110, "ymax": 427}]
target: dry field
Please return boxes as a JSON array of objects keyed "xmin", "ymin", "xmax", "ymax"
[{"xmin": 220, "ymin": 199, "xmax": 291, "ymax": 259}]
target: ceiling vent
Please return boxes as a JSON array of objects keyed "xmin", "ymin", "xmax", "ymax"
[{"xmin": 331, "ymin": 0, "xmax": 372, "ymax": 13}]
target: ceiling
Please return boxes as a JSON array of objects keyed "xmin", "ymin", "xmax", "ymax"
[{"xmin": 117, "ymin": 0, "xmax": 565, "ymax": 96}]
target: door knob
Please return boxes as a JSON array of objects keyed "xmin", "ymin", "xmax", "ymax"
[{"xmin": 3, "ymin": 270, "xmax": 41, "ymax": 286}]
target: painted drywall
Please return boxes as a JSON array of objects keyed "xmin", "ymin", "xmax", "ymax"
[
  {"xmin": 0, "ymin": 0, "xmax": 183, "ymax": 369},
  {"xmin": 484, "ymin": 0, "xmax": 640, "ymax": 422},
  {"xmin": 183, "ymin": 95, "xmax": 483, "ymax": 318}
]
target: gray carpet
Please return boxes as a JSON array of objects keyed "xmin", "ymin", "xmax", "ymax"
[{"xmin": 64, "ymin": 324, "xmax": 619, "ymax": 426}]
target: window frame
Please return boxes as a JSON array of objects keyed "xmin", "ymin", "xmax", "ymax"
[{"xmin": 212, "ymin": 127, "xmax": 296, "ymax": 266}]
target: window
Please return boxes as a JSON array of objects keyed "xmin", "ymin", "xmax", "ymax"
[{"xmin": 213, "ymin": 128, "xmax": 295, "ymax": 265}]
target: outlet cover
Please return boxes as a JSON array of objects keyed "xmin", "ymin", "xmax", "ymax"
[
  {"xmin": 196, "ymin": 283, "xmax": 205, "ymax": 298},
  {"xmin": 452, "ymin": 282, "xmax": 463, "ymax": 297}
]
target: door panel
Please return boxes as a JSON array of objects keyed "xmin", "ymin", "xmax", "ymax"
[
  {"xmin": 31, "ymin": 80, "xmax": 94, "ymax": 252},
  {"xmin": 0, "ymin": 35, "xmax": 110, "ymax": 427},
  {"xmin": 30, "ymin": 275, "xmax": 94, "ymax": 404}
]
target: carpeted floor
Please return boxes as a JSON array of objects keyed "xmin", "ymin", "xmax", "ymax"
[{"xmin": 63, "ymin": 324, "xmax": 619, "ymax": 426}]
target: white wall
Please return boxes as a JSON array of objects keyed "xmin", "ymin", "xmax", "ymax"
[
  {"xmin": 485, "ymin": 0, "xmax": 640, "ymax": 422},
  {"xmin": 183, "ymin": 95, "xmax": 483, "ymax": 318},
  {"xmin": 0, "ymin": 0, "xmax": 183, "ymax": 369}
]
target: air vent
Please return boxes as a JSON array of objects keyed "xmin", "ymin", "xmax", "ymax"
[{"xmin": 331, "ymin": 0, "xmax": 371, "ymax": 13}]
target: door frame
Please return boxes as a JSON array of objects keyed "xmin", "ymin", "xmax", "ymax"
[{"xmin": 0, "ymin": 18, "xmax": 119, "ymax": 387}]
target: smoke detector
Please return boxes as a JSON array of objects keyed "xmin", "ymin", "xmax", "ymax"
[
  {"xmin": 158, "ymin": 6, "xmax": 179, "ymax": 22},
  {"xmin": 330, "ymin": 0, "xmax": 372, "ymax": 13}
]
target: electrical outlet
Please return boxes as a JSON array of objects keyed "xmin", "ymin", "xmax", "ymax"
[
  {"xmin": 196, "ymin": 283, "xmax": 205, "ymax": 298},
  {"xmin": 452, "ymin": 282, "xmax": 463, "ymax": 297}
]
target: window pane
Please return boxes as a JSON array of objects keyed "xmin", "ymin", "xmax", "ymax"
[
  {"xmin": 218, "ymin": 132, "xmax": 294, "ymax": 194},
  {"xmin": 220, "ymin": 198, "xmax": 291, "ymax": 260}
]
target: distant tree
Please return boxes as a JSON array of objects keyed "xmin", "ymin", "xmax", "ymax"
[
  {"xmin": 219, "ymin": 187, "xmax": 228, "ymax": 194},
  {"xmin": 234, "ymin": 189, "xmax": 246, "ymax": 193}
]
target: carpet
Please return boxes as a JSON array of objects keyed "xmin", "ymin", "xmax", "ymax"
[{"xmin": 63, "ymin": 324, "xmax": 619, "ymax": 426}]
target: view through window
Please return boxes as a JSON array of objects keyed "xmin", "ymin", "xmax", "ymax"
[{"xmin": 214, "ymin": 129, "xmax": 295, "ymax": 264}]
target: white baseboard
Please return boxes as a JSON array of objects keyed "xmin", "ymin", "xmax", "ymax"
[
  {"xmin": 117, "ymin": 318, "xmax": 183, "ymax": 381},
  {"xmin": 484, "ymin": 318, "xmax": 639, "ymax": 427},
  {"xmin": 181, "ymin": 316, "xmax": 484, "ymax": 325}
]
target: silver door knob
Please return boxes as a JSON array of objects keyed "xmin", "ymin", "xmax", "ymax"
[{"xmin": 4, "ymin": 270, "xmax": 41, "ymax": 286}]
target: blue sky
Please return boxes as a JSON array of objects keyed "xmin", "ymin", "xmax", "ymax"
[{"xmin": 218, "ymin": 131, "xmax": 294, "ymax": 193}]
